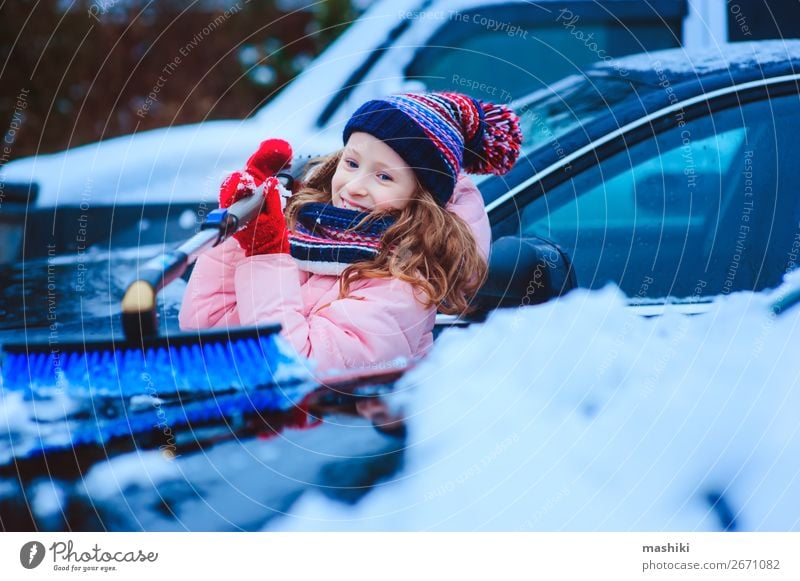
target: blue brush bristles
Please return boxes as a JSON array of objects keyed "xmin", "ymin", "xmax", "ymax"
[
  {"xmin": 1, "ymin": 326, "xmax": 309, "ymax": 397},
  {"xmin": 0, "ymin": 325, "xmax": 318, "ymax": 461}
]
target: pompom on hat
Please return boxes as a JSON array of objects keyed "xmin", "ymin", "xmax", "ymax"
[{"xmin": 342, "ymin": 92, "xmax": 523, "ymax": 206}]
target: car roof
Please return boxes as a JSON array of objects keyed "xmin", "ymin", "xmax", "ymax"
[{"xmin": 483, "ymin": 40, "xmax": 800, "ymax": 209}]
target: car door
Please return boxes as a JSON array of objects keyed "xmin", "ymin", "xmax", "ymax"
[{"xmin": 491, "ymin": 81, "xmax": 800, "ymax": 302}]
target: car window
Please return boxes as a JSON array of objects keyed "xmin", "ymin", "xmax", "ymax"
[{"xmin": 519, "ymin": 92, "xmax": 800, "ymax": 300}]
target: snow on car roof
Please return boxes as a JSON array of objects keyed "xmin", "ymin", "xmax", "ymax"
[{"xmin": 598, "ymin": 39, "xmax": 800, "ymax": 78}]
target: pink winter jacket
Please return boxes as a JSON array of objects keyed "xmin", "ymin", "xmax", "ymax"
[{"xmin": 178, "ymin": 175, "xmax": 490, "ymax": 372}]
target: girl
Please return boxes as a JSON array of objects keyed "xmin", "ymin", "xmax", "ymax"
[{"xmin": 179, "ymin": 92, "xmax": 522, "ymax": 371}]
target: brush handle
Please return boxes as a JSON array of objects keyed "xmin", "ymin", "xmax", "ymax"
[{"xmin": 122, "ymin": 183, "xmax": 267, "ymax": 340}]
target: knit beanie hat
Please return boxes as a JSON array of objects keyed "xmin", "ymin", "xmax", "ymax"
[{"xmin": 342, "ymin": 92, "xmax": 523, "ymax": 206}]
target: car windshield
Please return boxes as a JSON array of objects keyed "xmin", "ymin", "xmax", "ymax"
[{"xmin": 514, "ymin": 72, "xmax": 640, "ymax": 156}]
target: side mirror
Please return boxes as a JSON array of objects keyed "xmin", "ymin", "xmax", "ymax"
[{"xmin": 474, "ymin": 235, "xmax": 576, "ymax": 312}]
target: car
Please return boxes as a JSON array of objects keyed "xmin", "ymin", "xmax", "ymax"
[{"xmin": 469, "ymin": 39, "xmax": 800, "ymax": 320}]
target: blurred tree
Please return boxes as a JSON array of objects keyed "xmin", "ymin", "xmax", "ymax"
[{"xmin": 0, "ymin": 0, "xmax": 362, "ymax": 162}]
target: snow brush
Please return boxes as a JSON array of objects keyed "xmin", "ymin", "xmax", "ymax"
[{"xmin": 0, "ymin": 140, "xmax": 305, "ymax": 406}]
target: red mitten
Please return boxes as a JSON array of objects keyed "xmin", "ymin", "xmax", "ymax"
[{"xmin": 218, "ymin": 139, "xmax": 292, "ymax": 256}]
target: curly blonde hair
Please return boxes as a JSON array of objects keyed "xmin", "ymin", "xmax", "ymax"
[{"xmin": 284, "ymin": 151, "xmax": 488, "ymax": 315}]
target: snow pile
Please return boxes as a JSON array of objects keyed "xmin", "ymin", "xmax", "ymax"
[{"xmin": 271, "ymin": 281, "xmax": 800, "ymax": 531}]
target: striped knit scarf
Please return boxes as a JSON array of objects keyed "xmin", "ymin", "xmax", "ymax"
[{"xmin": 288, "ymin": 203, "xmax": 395, "ymax": 275}]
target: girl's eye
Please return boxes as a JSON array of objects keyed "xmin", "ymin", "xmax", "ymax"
[
  {"xmin": 377, "ymin": 173, "xmax": 393, "ymax": 182},
  {"xmin": 344, "ymin": 159, "xmax": 358, "ymax": 169}
]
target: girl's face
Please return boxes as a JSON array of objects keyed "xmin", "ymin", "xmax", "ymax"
[{"xmin": 331, "ymin": 132, "xmax": 417, "ymax": 212}]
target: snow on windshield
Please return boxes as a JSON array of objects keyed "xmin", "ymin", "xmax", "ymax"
[{"xmin": 271, "ymin": 272, "xmax": 800, "ymax": 531}]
